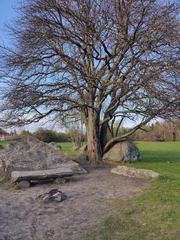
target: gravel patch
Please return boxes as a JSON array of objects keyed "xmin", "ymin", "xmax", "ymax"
[{"xmin": 0, "ymin": 168, "xmax": 149, "ymax": 240}]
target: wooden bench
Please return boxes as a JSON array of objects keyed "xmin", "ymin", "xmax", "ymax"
[{"xmin": 11, "ymin": 168, "xmax": 73, "ymax": 188}]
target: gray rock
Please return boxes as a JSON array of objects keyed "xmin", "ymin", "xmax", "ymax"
[
  {"xmin": 49, "ymin": 142, "xmax": 62, "ymax": 150},
  {"xmin": 0, "ymin": 137, "xmax": 86, "ymax": 178},
  {"xmin": 60, "ymin": 162, "xmax": 87, "ymax": 174},
  {"xmin": 16, "ymin": 180, "xmax": 31, "ymax": 189},
  {"xmin": 103, "ymin": 141, "xmax": 140, "ymax": 162},
  {"xmin": 111, "ymin": 165, "xmax": 159, "ymax": 179},
  {"xmin": 55, "ymin": 177, "xmax": 67, "ymax": 184},
  {"xmin": 73, "ymin": 154, "xmax": 88, "ymax": 164}
]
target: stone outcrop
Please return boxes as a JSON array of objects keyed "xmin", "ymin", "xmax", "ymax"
[
  {"xmin": 103, "ymin": 141, "xmax": 140, "ymax": 162},
  {"xmin": 48, "ymin": 142, "xmax": 62, "ymax": 150},
  {"xmin": 0, "ymin": 137, "xmax": 86, "ymax": 178},
  {"xmin": 111, "ymin": 165, "xmax": 160, "ymax": 179}
]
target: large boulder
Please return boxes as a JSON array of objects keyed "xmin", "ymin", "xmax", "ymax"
[
  {"xmin": 111, "ymin": 165, "xmax": 159, "ymax": 179},
  {"xmin": 103, "ymin": 141, "xmax": 140, "ymax": 162},
  {"xmin": 0, "ymin": 137, "xmax": 86, "ymax": 178}
]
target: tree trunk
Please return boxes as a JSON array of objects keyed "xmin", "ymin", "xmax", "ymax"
[
  {"xmin": 100, "ymin": 123, "xmax": 109, "ymax": 151},
  {"xmin": 173, "ymin": 132, "xmax": 176, "ymax": 141},
  {"xmin": 86, "ymin": 109, "xmax": 102, "ymax": 163}
]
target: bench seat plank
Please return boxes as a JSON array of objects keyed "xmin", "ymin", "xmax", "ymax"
[{"xmin": 11, "ymin": 168, "xmax": 73, "ymax": 183}]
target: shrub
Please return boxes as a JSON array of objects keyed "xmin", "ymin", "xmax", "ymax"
[{"xmin": 33, "ymin": 128, "xmax": 70, "ymax": 142}]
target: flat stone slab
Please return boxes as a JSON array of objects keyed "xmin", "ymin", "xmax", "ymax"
[
  {"xmin": 111, "ymin": 165, "xmax": 160, "ymax": 179},
  {"xmin": 11, "ymin": 168, "xmax": 73, "ymax": 183}
]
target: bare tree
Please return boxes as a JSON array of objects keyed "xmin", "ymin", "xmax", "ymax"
[{"xmin": 0, "ymin": 0, "xmax": 179, "ymax": 162}]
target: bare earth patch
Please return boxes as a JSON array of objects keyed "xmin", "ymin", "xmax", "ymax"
[{"xmin": 0, "ymin": 167, "xmax": 149, "ymax": 240}]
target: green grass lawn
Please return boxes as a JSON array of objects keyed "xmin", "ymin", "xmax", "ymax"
[
  {"xmin": 59, "ymin": 142, "xmax": 81, "ymax": 157},
  {"xmin": 0, "ymin": 140, "xmax": 9, "ymax": 152},
  {"xmin": 85, "ymin": 141, "xmax": 180, "ymax": 240}
]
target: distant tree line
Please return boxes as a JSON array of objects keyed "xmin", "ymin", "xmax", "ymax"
[
  {"xmin": 132, "ymin": 120, "xmax": 180, "ymax": 141},
  {"xmin": 104, "ymin": 119, "xmax": 180, "ymax": 142},
  {"xmin": 113, "ymin": 120, "xmax": 180, "ymax": 142},
  {"xmin": 0, "ymin": 128, "xmax": 17, "ymax": 141},
  {"xmin": 0, "ymin": 120, "xmax": 179, "ymax": 143},
  {"xmin": 20, "ymin": 120, "xmax": 180, "ymax": 143},
  {"xmin": 17, "ymin": 127, "xmax": 84, "ymax": 143},
  {"xmin": 19, "ymin": 128, "xmax": 70, "ymax": 143},
  {"xmin": 0, "ymin": 128, "xmax": 8, "ymax": 135}
]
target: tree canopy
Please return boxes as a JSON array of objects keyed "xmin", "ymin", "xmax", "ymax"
[{"xmin": 0, "ymin": 0, "xmax": 179, "ymax": 161}]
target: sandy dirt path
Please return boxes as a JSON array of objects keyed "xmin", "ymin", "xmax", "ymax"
[{"xmin": 0, "ymin": 168, "xmax": 149, "ymax": 240}]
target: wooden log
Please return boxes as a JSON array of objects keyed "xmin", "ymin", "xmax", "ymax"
[{"xmin": 11, "ymin": 168, "xmax": 73, "ymax": 183}]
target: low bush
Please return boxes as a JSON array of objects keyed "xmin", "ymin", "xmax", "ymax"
[{"xmin": 33, "ymin": 128, "xmax": 71, "ymax": 142}]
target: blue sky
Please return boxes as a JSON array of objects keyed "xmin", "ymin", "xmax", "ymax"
[
  {"xmin": 0, "ymin": 0, "xmax": 18, "ymax": 45},
  {"xmin": 0, "ymin": 1, "xmax": 66, "ymax": 132},
  {"xmin": 1, "ymin": 0, "xmax": 179, "ymax": 47},
  {"xmin": 0, "ymin": 1, "xmax": 61, "ymax": 132}
]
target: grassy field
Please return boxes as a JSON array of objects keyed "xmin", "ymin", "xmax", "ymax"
[
  {"xmin": 0, "ymin": 141, "xmax": 179, "ymax": 239},
  {"xmin": 0, "ymin": 140, "xmax": 9, "ymax": 150},
  {"xmin": 59, "ymin": 142, "xmax": 81, "ymax": 157}
]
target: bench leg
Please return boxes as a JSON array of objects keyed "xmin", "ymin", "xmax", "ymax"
[{"xmin": 16, "ymin": 180, "xmax": 31, "ymax": 189}]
